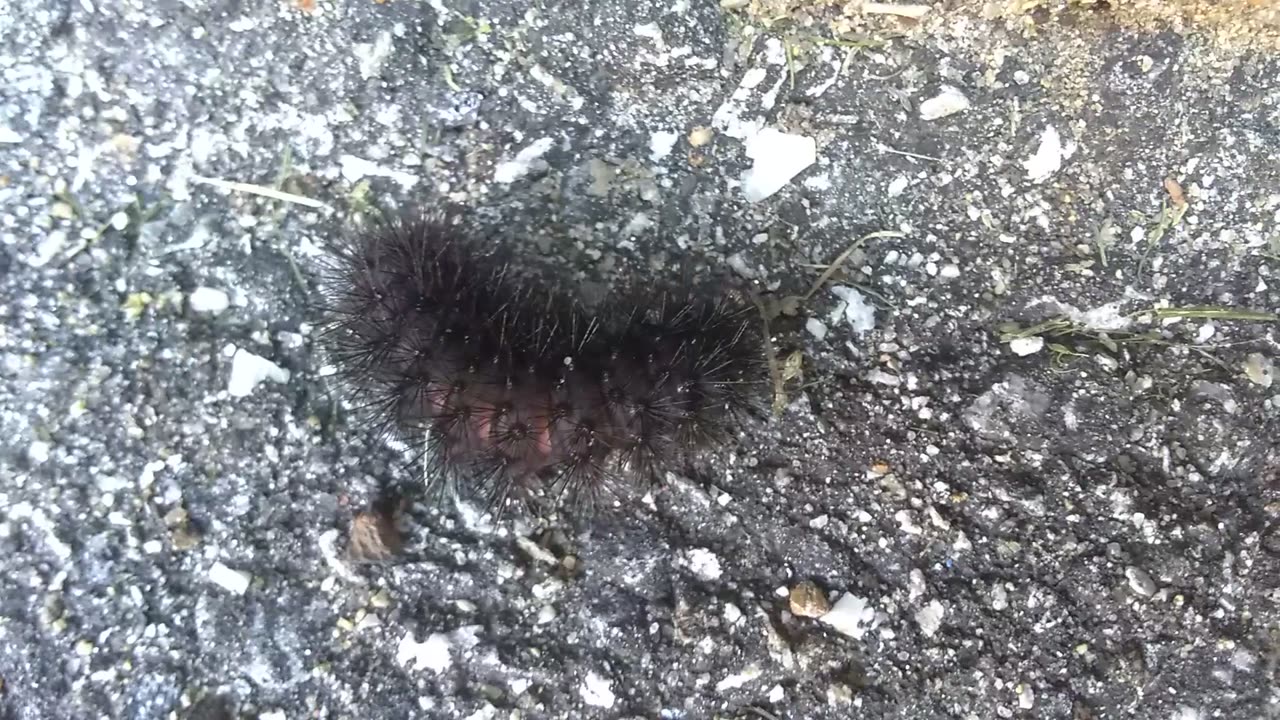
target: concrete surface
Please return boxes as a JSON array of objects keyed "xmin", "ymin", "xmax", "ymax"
[{"xmin": 1, "ymin": 0, "xmax": 1279, "ymax": 718}]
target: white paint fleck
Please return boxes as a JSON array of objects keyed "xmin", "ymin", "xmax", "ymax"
[
  {"xmin": 633, "ymin": 22, "xmax": 663, "ymax": 42},
  {"xmin": 28, "ymin": 441, "xmax": 50, "ymax": 465},
  {"xmin": 710, "ymin": 68, "xmax": 769, "ymax": 140},
  {"xmin": 580, "ymin": 671, "xmax": 616, "ymax": 708},
  {"xmin": 764, "ymin": 37, "xmax": 786, "ymax": 64},
  {"xmin": 805, "ymin": 59, "xmax": 843, "ymax": 98},
  {"xmin": 649, "ymin": 130, "xmax": 679, "ymax": 161},
  {"xmin": 919, "ymin": 86, "xmax": 971, "ymax": 120},
  {"xmin": 828, "ymin": 286, "xmax": 875, "ymax": 335},
  {"xmin": 1024, "ymin": 125, "xmax": 1064, "ymax": 183},
  {"xmin": 227, "ymin": 347, "xmax": 291, "ymax": 398},
  {"xmin": 317, "ymin": 529, "xmax": 363, "ymax": 583},
  {"xmin": 0, "ymin": 125, "xmax": 21, "ymax": 143},
  {"xmin": 1008, "ymin": 336, "xmax": 1044, "ymax": 356},
  {"xmin": 208, "ymin": 562, "xmax": 251, "ymax": 595},
  {"xmin": 28, "ymin": 231, "xmax": 68, "ymax": 267},
  {"xmin": 803, "ymin": 172, "xmax": 831, "ymax": 190},
  {"xmin": 493, "ymin": 138, "xmax": 555, "ymax": 184},
  {"xmin": 354, "ymin": 31, "xmax": 394, "ymax": 80},
  {"xmin": 915, "ymin": 599, "xmax": 945, "ymax": 637},
  {"xmin": 819, "ymin": 593, "xmax": 876, "ymax": 639},
  {"xmin": 188, "ymin": 287, "xmax": 230, "ymax": 314},
  {"xmin": 715, "ymin": 664, "xmax": 762, "ymax": 692},
  {"xmin": 683, "ymin": 548, "xmax": 723, "ymax": 581},
  {"xmin": 396, "ymin": 631, "xmax": 453, "ymax": 673},
  {"xmin": 741, "ymin": 128, "xmax": 816, "ymax": 202},
  {"xmin": 341, "ymin": 155, "xmax": 418, "ymax": 189}
]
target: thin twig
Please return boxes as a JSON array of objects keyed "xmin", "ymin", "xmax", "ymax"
[
  {"xmin": 745, "ymin": 289, "xmax": 785, "ymax": 416},
  {"xmin": 803, "ymin": 230, "xmax": 905, "ymax": 301},
  {"xmin": 189, "ymin": 174, "xmax": 328, "ymax": 208},
  {"xmin": 879, "ymin": 143, "xmax": 945, "ymax": 163}
]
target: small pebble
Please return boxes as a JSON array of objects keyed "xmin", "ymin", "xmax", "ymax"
[
  {"xmin": 915, "ymin": 600, "xmax": 945, "ymax": 637},
  {"xmin": 580, "ymin": 671, "xmax": 616, "ymax": 709},
  {"xmin": 208, "ymin": 562, "xmax": 251, "ymax": 595},
  {"xmin": 27, "ymin": 441, "xmax": 50, "ymax": 465},
  {"xmin": 1125, "ymin": 566, "xmax": 1157, "ymax": 596},
  {"xmin": 347, "ymin": 508, "xmax": 403, "ymax": 562},
  {"xmin": 683, "ymin": 548, "xmax": 723, "ymax": 581},
  {"xmin": 789, "ymin": 581, "xmax": 832, "ymax": 618},
  {"xmin": 1009, "ymin": 336, "xmax": 1044, "ymax": 356},
  {"xmin": 688, "ymin": 126, "xmax": 714, "ymax": 147},
  {"xmin": 919, "ymin": 86, "xmax": 971, "ymax": 120},
  {"xmin": 188, "ymin": 287, "xmax": 230, "ymax": 314},
  {"xmin": 819, "ymin": 593, "xmax": 875, "ymax": 639}
]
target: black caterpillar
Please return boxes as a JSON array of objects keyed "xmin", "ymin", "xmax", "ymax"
[{"xmin": 317, "ymin": 210, "xmax": 766, "ymax": 512}]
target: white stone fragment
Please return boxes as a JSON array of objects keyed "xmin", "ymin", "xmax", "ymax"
[
  {"xmin": 397, "ymin": 630, "xmax": 453, "ymax": 673},
  {"xmin": 1024, "ymin": 125, "xmax": 1064, "ymax": 183},
  {"xmin": 28, "ymin": 231, "xmax": 68, "ymax": 267},
  {"xmin": 819, "ymin": 593, "xmax": 876, "ymax": 639},
  {"xmin": 188, "ymin": 287, "xmax": 230, "ymax": 314},
  {"xmin": 580, "ymin": 671, "xmax": 616, "ymax": 708},
  {"xmin": 715, "ymin": 664, "xmax": 762, "ymax": 692},
  {"xmin": 915, "ymin": 599, "xmax": 945, "ymax": 637},
  {"xmin": 805, "ymin": 318, "xmax": 829, "ymax": 341},
  {"xmin": 0, "ymin": 125, "xmax": 22, "ymax": 143},
  {"xmin": 339, "ymin": 154, "xmax": 419, "ymax": 188},
  {"xmin": 354, "ymin": 31, "xmax": 394, "ymax": 80},
  {"xmin": 740, "ymin": 128, "xmax": 817, "ymax": 202},
  {"xmin": 208, "ymin": 562, "xmax": 251, "ymax": 595},
  {"xmin": 1008, "ymin": 336, "xmax": 1044, "ymax": 356},
  {"xmin": 493, "ymin": 138, "xmax": 555, "ymax": 184},
  {"xmin": 1018, "ymin": 685, "xmax": 1035, "ymax": 710},
  {"xmin": 227, "ymin": 347, "xmax": 291, "ymax": 398},
  {"xmin": 28, "ymin": 441, "xmax": 50, "ymax": 465},
  {"xmin": 683, "ymin": 548, "xmax": 723, "ymax": 581},
  {"xmin": 828, "ymin": 286, "xmax": 875, "ymax": 335},
  {"xmin": 919, "ymin": 86, "xmax": 970, "ymax": 120},
  {"xmin": 887, "ymin": 176, "xmax": 909, "ymax": 197},
  {"xmin": 1244, "ymin": 353, "xmax": 1274, "ymax": 388},
  {"xmin": 649, "ymin": 130, "xmax": 678, "ymax": 161},
  {"xmin": 1195, "ymin": 322, "xmax": 1216, "ymax": 343}
]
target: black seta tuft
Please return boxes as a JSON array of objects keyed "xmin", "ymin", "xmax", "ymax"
[{"xmin": 315, "ymin": 210, "xmax": 766, "ymax": 514}]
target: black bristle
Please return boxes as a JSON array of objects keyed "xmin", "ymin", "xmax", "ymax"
[{"xmin": 316, "ymin": 209, "xmax": 767, "ymax": 514}]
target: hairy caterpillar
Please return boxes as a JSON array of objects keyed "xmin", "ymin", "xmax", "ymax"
[{"xmin": 317, "ymin": 210, "xmax": 766, "ymax": 512}]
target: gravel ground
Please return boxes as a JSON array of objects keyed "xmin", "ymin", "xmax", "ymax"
[{"xmin": 2, "ymin": 1, "xmax": 1279, "ymax": 719}]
